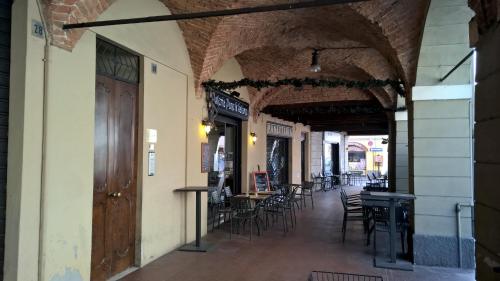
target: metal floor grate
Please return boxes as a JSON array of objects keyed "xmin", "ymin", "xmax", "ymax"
[{"xmin": 308, "ymin": 271, "xmax": 383, "ymax": 281}]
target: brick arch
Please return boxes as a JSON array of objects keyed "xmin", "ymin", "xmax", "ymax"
[
  {"xmin": 201, "ymin": 0, "xmax": 429, "ymax": 93},
  {"xmin": 44, "ymin": 0, "xmax": 429, "ymax": 98},
  {"xmin": 235, "ymin": 46, "xmax": 396, "ymax": 111}
]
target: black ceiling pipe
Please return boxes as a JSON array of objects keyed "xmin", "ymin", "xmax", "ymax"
[{"xmin": 63, "ymin": 0, "xmax": 368, "ymax": 30}]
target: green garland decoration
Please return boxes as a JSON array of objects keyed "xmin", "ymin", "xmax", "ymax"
[{"xmin": 202, "ymin": 77, "xmax": 405, "ymax": 97}]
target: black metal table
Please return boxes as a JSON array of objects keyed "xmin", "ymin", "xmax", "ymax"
[
  {"xmin": 174, "ymin": 186, "xmax": 210, "ymax": 252},
  {"xmin": 361, "ymin": 191, "xmax": 416, "ymax": 270}
]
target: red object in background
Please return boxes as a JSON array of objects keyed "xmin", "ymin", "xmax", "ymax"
[{"xmin": 368, "ymin": 140, "xmax": 373, "ymax": 147}]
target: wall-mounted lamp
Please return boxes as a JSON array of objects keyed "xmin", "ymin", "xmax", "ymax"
[
  {"xmin": 381, "ymin": 138, "xmax": 389, "ymax": 145},
  {"xmin": 202, "ymin": 119, "xmax": 213, "ymax": 136},
  {"xmin": 250, "ymin": 132, "xmax": 258, "ymax": 145},
  {"xmin": 309, "ymin": 49, "xmax": 321, "ymax": 73}
]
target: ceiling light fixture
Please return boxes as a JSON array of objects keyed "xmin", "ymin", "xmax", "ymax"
[{"xmin": 309, "ymin": 49, "xmax": 321, "ymax": 73}]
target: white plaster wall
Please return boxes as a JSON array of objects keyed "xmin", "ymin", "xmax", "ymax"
[
  {"xmin": 310, "ymin": 132, "xmax": 323, "ymax": 176},
  {"xmin": 323, "ymin": 131, "xmax": 348, "ymax": 174},
  {"xmin": 413, "ymin": 98, "xmax": 473, "ymax": 237}
]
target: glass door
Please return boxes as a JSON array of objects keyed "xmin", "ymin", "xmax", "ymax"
[{"xmin": 206, "ymin": 116, "xmax": 241, "ymax": 195}]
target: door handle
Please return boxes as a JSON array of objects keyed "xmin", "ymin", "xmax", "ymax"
[{"xmin": 108, "ymin": 192, "xmax": 122, "ymax": 198}]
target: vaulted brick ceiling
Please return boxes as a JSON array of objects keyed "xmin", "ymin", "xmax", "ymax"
[{"xmin": 44, "ymin": 0, "xmax": 430, "ymax": 132}]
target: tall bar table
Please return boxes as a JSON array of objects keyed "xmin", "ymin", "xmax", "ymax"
[
  {"xmin": 174, "ymin": 186, "xmax": 210, "ymax": 252},
  {"xmin": 361, "ymin": 191, "xmax": 416, "ymax": 270}
]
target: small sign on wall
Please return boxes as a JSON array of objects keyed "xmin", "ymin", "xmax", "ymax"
[
  {"xmin": 201, "ymin": 143, "xmax": 210, "ymax": 173},
  {"xmin": 31, "ymin": 20, "xmax": 45, "ymax": 39},
  {"xmin": 148, "ymin": 150, "xmax": 156, "ymax": 176},
  {"xmin": 267, "ymin": 122, "xmax": 293, "ymax": 138}
]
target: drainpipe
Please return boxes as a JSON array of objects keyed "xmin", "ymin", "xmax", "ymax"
[
  {"xmin": 456, "ymin": 203, "xmax": 474, "ymax": 268},
  {"xmin": 35, "ymin": 0, "xmax": 50, "ymax": 280}
]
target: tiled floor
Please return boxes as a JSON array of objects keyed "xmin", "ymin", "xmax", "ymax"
[{"xmin": 121, "ymin": 187, "xmax": 475, "ymax": 281}]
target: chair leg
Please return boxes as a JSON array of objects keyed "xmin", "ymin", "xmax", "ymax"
[
  {"xmin": 342, "ymin": 213, "xmax": 347, "ymax": 243},
  {"xmin": 293, "ymin": 205, "xmax": 297, "ymax": 225},
  {"xmin": 401, "ymin": 230, "xmax": 405, "ymax": 255},
  {"xmin": 373, "ymin": 223, "xmax": 377, "ymax": 258},
  {"xmin": 282, "ymin": 210, "xmax": 288, "ymax": 234},
  {"xmin": 250, "ymin": 217, "xmax": 253, "ymax": 241},
  {"xmin": 211, "ymin": 205, "xmax": 216, "ymax": 232},
  {"xmin": 256, "ymin": 217, "xmax": 262, "ymax": 236}
]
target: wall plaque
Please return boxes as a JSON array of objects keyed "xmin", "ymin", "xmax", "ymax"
[{"xmin": 267, "ymin": 122, "xmax": 293, "ymax": 138}]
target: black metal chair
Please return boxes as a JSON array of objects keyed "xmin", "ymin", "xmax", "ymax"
[
  {"xmin": 210, "ymin": 190, "xmax": 233, "ymax": 232},
  {"xmin": 366, "ymin": 204, "xmax": 410, "ymax": 255},
  {"xmin": 302, "ymin": 181, "xmax": 314, "ymax": 208},
  {"xmin": 263, "ymin": 194, "xmax": 289, "ymax": 234},
  {"xmin": 341, "ymin": 190, "xmax": 367, "ymax": 243},
  {"xmin": 229, "ymin": 197, "xmax": 262, "ymax": 240},
  {"xmin": 290, "ymin": 184, "xmax": 304, "ymax": 210},
  {"xmin": 312, "ymin": 174, "xmax": 322, "ymax": 191}
]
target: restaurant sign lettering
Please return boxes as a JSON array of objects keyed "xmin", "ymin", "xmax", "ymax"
[
  {"xmin": 210, "ymin": 90, "xmax": 249, "ymax": 120},
  {"xmin": 267, "ymin": 122, "xmax": 293, "ymax": 138}
]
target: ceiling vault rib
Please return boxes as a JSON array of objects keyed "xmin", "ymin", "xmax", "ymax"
[{"xmin": 62, "ymin": 0, "xmax": 368, "ymax": 30}]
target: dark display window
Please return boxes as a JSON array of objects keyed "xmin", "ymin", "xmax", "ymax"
[{"xmin": 267, "ymin": 136, "xmax": 289, "ymax": 185}]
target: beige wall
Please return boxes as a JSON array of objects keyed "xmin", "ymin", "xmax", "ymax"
[
  {"xmin": 7, "ymin": 0, "xmax": 205, "ymax": 280},
  {"xmin": 5, "ymin": 0, "xmax": 44, "ymax": 280}
]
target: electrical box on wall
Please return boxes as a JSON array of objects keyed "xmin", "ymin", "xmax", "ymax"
[{"xmin": 147, "ymin": 129, "xmax": 157, "ymax": 176}]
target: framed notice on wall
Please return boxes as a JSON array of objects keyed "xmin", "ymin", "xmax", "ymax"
[
  {"xmin": 252, "ymin": 171, "xmax": 270, "ymax": 192},
  {"xmin": 201, "ymin": 143, "xmax": 210, "ymax": 173}
]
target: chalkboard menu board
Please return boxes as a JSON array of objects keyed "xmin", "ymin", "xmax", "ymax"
[{"xmin": 252, "ymin": 171, "xmax": 270, "ymax": 192}]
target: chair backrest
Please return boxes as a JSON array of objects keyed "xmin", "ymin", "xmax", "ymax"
[
  {"xmin": 230, "ymin": 197, "xmax": 251, "ymax": 214},
  {"xmin": 224, "ymin": 186, "xmax": 233, "ymax": 198},
  {"xmin": 303, "ymin": 181, "xmax": 314, "ymax": 190},
  {"xmin": 211, "ymin": 190, "xmax": 221, "ymax": 204},
  {"xmin": 340, "ymin": 190, "xmax": 348, "ymax": 211}
]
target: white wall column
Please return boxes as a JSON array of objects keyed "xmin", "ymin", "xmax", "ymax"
[
  {"xmin": 412, "ymin": 85, "xmax": 474, "ymax": 268},
  {"xmin": 395, "ymin": 111, "xmax": 409, "ymax": 193}
]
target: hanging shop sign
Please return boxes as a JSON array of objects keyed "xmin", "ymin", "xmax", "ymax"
[
  {"xmin": 209, "ymin": 90, "xmax": 249, "ymax": 120},
  {"xmin": 267, "ymin": 122, "xmax": 293, "ymax": 138},
  {"xmin": 370, "ymin": 147, "xmax": 383, "ymax": 152}
]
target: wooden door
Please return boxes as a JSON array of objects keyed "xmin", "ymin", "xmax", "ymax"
[{"xmin": 92, "ymin": 75, "xmax": 138, "ymax": 281}]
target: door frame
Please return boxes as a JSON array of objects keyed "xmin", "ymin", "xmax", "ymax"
[
  {"xmin": 213, "ymin": 114, "xmax": 242, "ymax": 195},
  {"xmin": 93, "ymin": 37, "xmax": 143, "ymax": 279}
]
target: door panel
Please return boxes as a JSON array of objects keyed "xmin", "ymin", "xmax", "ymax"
[
  {"xmin": 92, "ymin": 75, "xmax": 138, "ymax": 281},
  {"xmin": 92, "ymin": 76, "xmax": 114, "ymax": 281},
  {"xmin": 110, "ymin": 81, "xmax": 137, "ymax": 275}
]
